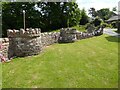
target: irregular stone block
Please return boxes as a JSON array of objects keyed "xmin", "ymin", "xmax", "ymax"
[{"xmin": 20, "ymin": 29, "xmax": 25, "ymax": 35}]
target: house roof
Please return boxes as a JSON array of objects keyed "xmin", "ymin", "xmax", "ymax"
[{"xmin": 106, "ymin": 15, "xmax": 120, "ymax": 22}]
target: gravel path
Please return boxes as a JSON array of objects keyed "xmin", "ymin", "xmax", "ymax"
[{"xmin": 103, "ymin": 28, "xmax": 120, "ymax": 37}]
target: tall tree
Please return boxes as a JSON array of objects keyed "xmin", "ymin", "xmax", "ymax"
[
  {"xmin": 2, "ymin": 2, "xmax": 38, "ymax": 36},
  {"xmin": 97, "ymin": 8, "xmax": 116, "ymax": 21},
  {"xmin": 92, "ymin": 16, "xmax": 102, "ymax": 27},
  {"xmin": 112, "ymin": 7, "xmax": 117, "ymax": 12},
  {"xmin": 2, "ymin": 2, "xmax": 81, "ymax": 37},
  {"xmin": 89, "ymin": 7, "xmax": 117, "ymax": 21},
  {"xmin": 79, "ymin": 8, "xmax": 89, "ymax": 25},
  {"xmin": 88, "ymin": 7, "xmax": 98, "ymax": 18}
]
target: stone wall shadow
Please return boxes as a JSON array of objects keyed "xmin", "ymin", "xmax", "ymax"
[{"xmin": 105, "ymin": 36, "xmax": 119, "ymax": 43}]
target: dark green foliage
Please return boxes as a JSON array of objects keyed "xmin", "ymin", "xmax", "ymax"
[
  {"xmin": 2, "ymin": 2, "xmax": 37, "ymax": 36},
  {"xmin": 92, "ymin": 17, "xmax": 102, "ymax": 27},
  {"xmin": 111, "ymin": 21, "xmax": 117, "ymax": 28},
  {"xmin": 88, "ymin": 8, "xmax": 97, "ymax": 17},
  {"xmin": 85, "ymin": 23, "xmax": 96, "ymax": 33},
  {"xmin": 101, "ymin": 22, "xmax": 112, "ymax": 28},
  {"xmin": 85, "ymin": 23, "xmax": 94, "ymax": 29},
  {"xmin": 79, "ymin": 8, "xmax": 89, "ymax": 25},
  {"xmin": 2, "ymin": 2, "xmax": 81, "ymax": 37},
  {"xmin": 88, "ymin": 7, "xmax": 117, "ymax": 21},
  {"xmin": 97, "ymin": 8, "xmax": 115, "ymax": 21}
]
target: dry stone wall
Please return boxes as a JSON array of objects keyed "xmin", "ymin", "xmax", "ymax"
[
  {"xmin": 7, "ymin": 28, "xmax": 42, "ymax": 58},
  {"xmin": 41, "ymin": 32, "xmax": 60, "ymax": 47},
  {"xmin": 0, "ymin": 28, "xmax": 97, "ymax": 60},
  {"xmin": 59, "ymin": 28, "xmax": 77, "ymax": 43},
  {"xmin": 0, "ymin": 38, "xmax": 9, "ymax": 60},
  {"xmin": 76, "ymin": 32, "xmax": 94, "ymax": 40},
  {"xmin": 6, "ymin": 28, "xmax": 60, "ymax": 59},
  {"xmin": 59, "ymin": 28, "xmax": 94, "ymax": 43}
]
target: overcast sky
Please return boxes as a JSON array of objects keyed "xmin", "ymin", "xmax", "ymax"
[{"xmin": 76, "ymin": 0, "xmax": 120, "ymax": 13}]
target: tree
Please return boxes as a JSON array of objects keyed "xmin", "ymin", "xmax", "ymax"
[
  {"xmin": 88, "ymin": 7, "xmax": 117, "ymax": 21},
  {"xmin": 112, "ymin": 7, "xmax": 117, "ymax": 12},
  {"xmin": 2, "ymin": 2, "xmax": 81, "ymax": 37},
  {"xmin": 97, "ymin": 8, "xmax": 115, "ymax": 21},
  {"xmin": 92, "ymin": 16, "xmax": 102, "ymax": 27},
  {"xmin": 60, "ymin": 2, "xmax": 81, "ymax": 27},
  {"xmin": 79, "ymin": 8, "xmax": 89, "ymax": 25},
  {"xmin": 2, "ymin": 2, "xmax": 37, "ymax": 36},
  {"xmin": 88, "ymin": 7, "xmax": 98, "ymax": 18}
]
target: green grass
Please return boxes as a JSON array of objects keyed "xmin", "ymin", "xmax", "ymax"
[
  {"xmin": 2, "ymin": 34, "xmax": 118, "ymax": 88},
  {"xmin": 51, "ymin": 29, "xmax": 60, "ymax": 32}
]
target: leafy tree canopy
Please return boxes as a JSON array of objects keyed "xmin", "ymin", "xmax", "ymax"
[
  {"xmin": 88, "ymin": 7, "xmax": 117, "ymax": 21},
  {"xmin": 79, "ymin": 8, "xmax": 89, "ymax": 25},
  {"xmin": 2, "ymin": 2, "xmax": 81, "ymax": 37}
]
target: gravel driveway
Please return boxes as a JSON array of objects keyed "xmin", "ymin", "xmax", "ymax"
[{"xmin": 103, "ymin": 28, "xmax": 120, "ymax": 37}]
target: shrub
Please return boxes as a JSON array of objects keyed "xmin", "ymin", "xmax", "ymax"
[
  {"xmin": 101, "ymin": 22, "xmax": 112, "ymax": 28},
  {"xmin": 111, "ymin": 21, "xmax": 117, "ymax": 28},
  {"xmin": 92, "ymin": 16, "xmax": 102, "ymax": 27},
  {"xmin": 79, "ymin": 9, "xmax": 89, "ymax": 25},
  {"xmin": 85, "ymin": 23, "xmax": 95, "ymax": 29},
  {"xmin": 85, "ymin": 23, "xmax": 96, "ymax": 33}
]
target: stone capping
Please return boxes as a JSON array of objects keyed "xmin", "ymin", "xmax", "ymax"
[
  {"xmin": 60, "ymin": 28, "xmax": 77, "ymax": 34},
  {"xmin": 0, "ymin": 38, "xmax": 9, "ymax": 43},
  {"xmin": 7, "ymin": 28, "xmax": 41, "ymax": 38}
]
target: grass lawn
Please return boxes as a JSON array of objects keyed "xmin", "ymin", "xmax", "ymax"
[{"xmin": 2, "ymin": 34, "xmax": 118, "ymax": 88}]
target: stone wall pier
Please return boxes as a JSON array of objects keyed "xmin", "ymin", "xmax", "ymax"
[{"xmin": 7, "ymin": 28, "xmax": 42, "ymax": 58}]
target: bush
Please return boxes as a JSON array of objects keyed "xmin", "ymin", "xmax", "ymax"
[
  {"xmin": 85, "ymin": 23, "xmax": 96, "ymax": 33},
  {"xmin": 79, "ymin": 9, "xmax": 89, "ymax": 25},
  {"xmin": 92, "ymin": 16, "xmax": 102, "ymax": 27},
  {"xmin": 111, "ymin": 21, "xmax": 117, "ymax": 28},
  {"xmin": 101, "ymin": 22, "xmax": 112, "ymax": 28}
]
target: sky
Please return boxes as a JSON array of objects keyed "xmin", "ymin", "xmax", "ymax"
[{"xmin": 76, "ymin": 0, "xmax": 120, "ymax": 14}]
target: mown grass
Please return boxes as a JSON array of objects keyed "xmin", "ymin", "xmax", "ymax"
[{"xmin": 2, "ymin": 34, "xmax": 118, "ymax": 88}]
